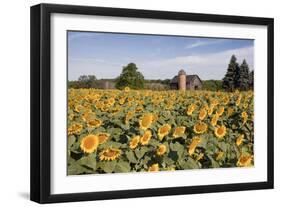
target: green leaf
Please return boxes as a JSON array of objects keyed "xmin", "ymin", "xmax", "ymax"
[
  {"xmin": 115, "ymin": 161, "xmax": 131, "ymax": 173},
  {"xmin": 108, "ymin": 128, "xmax": 123, "ymax": 135},
  {"xmin": 178, "ymin": 157, "xmax": 199, "ymax": 169},
  {"xmin": 170, "ymin": 142, "xmax": 185, "ymax": 159},
  {"xmin": 98, "ymin": 161, "xmax": 117, "ymax": 173},
  {"xmin": 68, "ymin": 162, "xmax": 90, "ymax": 175},
  {"xmin": 126, "ymin": 150, "xmax": 138, "ymax": 163},
  {"xmin": 101, "ymin": 141, "xmax": 122, "ymax": 149},
  {"xmin": 78, "ymin": 154, "xmax": 97, "ymax": 170},
  {"xmin": 207, "ymin": 155, "xmax": 220, "ymax": 168},
  {"xmin": 149, "ymin": 139, "xmax": 160, "ymax": 147},
  {"xmin": 197, "ymin": 137, "xmax": 207, "ymax": 149},
  {"xmin": 218, "ymin": 142, "xmax": 227, "ymax": 152},
  {"xmin": 67, "ymin": 163, "xmax": 81, "ymax": 175},
  {"xmin": 163, "ymin": 156, "xmax": 175, "ymax": 165},
  {"xmin": 135, "ymin": 147, "xmax": 148, "ymax": 159},
  {"xmin": 186, "ymin": 157, "xmax": 199, "ymax": 169},
  {"xmin": 68, "ymin": 136, "xmax": 76, "ymax": 148}
]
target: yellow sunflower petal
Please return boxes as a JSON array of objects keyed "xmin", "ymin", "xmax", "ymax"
[
  {"xmin": 130, "ymin": 136, "xmax": 140, "ymax": 149},
  {"xmin": 188, "ymin": 137, "xmax": 201, "ymax": 155},
  {"xmin": 80, "ymin": 135, "xmax": 99, "ymax": 153},
  {"xmin": 158, "ymin": 124, "xmax": 171, "ymax": 140},
  {"xmin": 214, "ymin": 125, "xmax": 227, "ymax": 139},
  {"xmin": 193, "ymin": 122, "xmax": 208, "ymax": 134},
  {"xmin": 148, "ymin": 163, "xmax": 159, "ymax": 172},
  {"xmin": 173, "ymin": 126, "xmax": 186, "ymax": 138},
  {"xmin": 140, "ymin": 130, "xmax": 152, "ymax": 145},
  {"xmin": 139, "ymin": 113, "xmax": 153, "ymax": 130},
  {"xmin": 99, "ymin": 148, "xmax": 121, "ymax": 161},
  {"xmin": 156, "ymin": 144, "xmax": 167, "ymax": 156}
]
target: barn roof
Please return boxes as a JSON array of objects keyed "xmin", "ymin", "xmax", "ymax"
[{"xmin": 170, "ymin": 75, "xmax": 202, "ymax": 84}]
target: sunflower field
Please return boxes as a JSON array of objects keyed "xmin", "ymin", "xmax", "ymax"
[{"xmin": 67, "ymin": 87, "xmax": 254, "ymax": 175}]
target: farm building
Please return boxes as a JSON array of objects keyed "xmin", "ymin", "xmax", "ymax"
[{"xmin": 170, "ymin": 69, "xmax": 202, "ymax": 90}]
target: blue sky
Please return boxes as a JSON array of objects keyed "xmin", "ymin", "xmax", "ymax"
[{"xmin": 68, "ymin": 31, "xmax": 254, "ymax": 80}]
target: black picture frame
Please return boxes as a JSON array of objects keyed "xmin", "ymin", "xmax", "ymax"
[{"xmin": 30, "ymin": 3, "xmax": 274, "ymax": 204}]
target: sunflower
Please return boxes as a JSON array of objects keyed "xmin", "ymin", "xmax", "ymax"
[
  {"xmin": 156, "ymin": 144, "xmax": 167, "ymax": 156},
  {"xmin": 81, "ymin": 111, "xmax": 95, "ymax": 122},
  {"xmin": 108, "ymin": 97, "xmax": 115, "ymax": 106},
  {"xmin": 216, "ymin": 151, "xmax": 224, "ymax": 160},
  {"xmin": 243, "ymin": 102, "xmax": 249, "ymax": 109},
  {"xmin": 158, "ymin": 124, "xmax": 171, "ymax": 140},
  {"xmin": 211, "ymin": 113, "xmax": 219, "ymax": 127},
  {"xmin": 124, "ymin": 86, "xmax": 130, "ymax": 92},
  {"xmin": 139, "ymin": 113, "xmax": 153, "ymax": 130},
  {"xmin": 80, "ymin": 135, "xmax": 99, "ymax": 153},
  {"xmin": 214, "ymin": 125, "xmax": 227, "ymax": 139},
  {"xmin": 119, "ymin": 98, "xmax": 125, "ymax": 105},
  {"xmin": 97, "ymin": 133, "xmax": 110, "ymax": 144},
  {"xmin": 140, "ymin": 130, "xmax": 152, "ymax": 145},
  {"xmin": 87, "ymin": 118, "xmax": 102, "ymax": 128},
  {"xmin": 68, "ymin": 123, "xmax": 83, "ymax": 135},
  {"xmin": 210, "ymin": 99, "xmax": 219, "ymax": 107},
  {"xmin": 222, "ymin": 96, "xmax": 230, "ymax": 105},
  {"xmin": 237, "ymin": 154, "xmax": 253, "ymax": 167},
  {"xmin": 227, "ymin": 107, "xmax": 234, "ymax": 117},
  {"xmin": 125, "ymin": 111, "xmax": 135, "ymax": 124},
  {"xmin": 130, "ymin": 135, "xmax": 140, "ymax": 149},
  {"xmin": 236, "ymin": 97, "xmax": 241, "ymax": 106},
  {"xmin": 165, "ymin": 103, "xmax": 173, "ymax": 110},
  {"xmin": 68, "ymin": 113, "xmax": 74, "ymax": 121},
  {"xmin": 199, "ymin": 108, "xmax": 207, "ymax": 120},
  {"xmin": 148, "ymin": 163, "xmax": 159, "ymax": 172},
  {"xmin": 207, "ymin": 106, "xmax": 214, "ymax": 116},
  {"xmin": 74, "ymin": 104, "xmax": 83, "ymax": 113},
  {"xmin": 95, "ymin": 101, "xmax": 103, "ymax": 109},
  {"xmin": 187, "ymin": 104, "xmax": 196, "ymax": 116},
  {"xmin": 236, "ymin": 134, "xmax": 244, "ymax": 146},
  {"xmin": 173, "ymin": 126, "xmax": 186, "ymax": 138},
  {"xmin": 135, "ymin": 106, "xmax": 143, "ymax": 112},
  {"xmin": 241, "ymin": 111, "xmax": 248, "ymax": 124},
  {"xmin": 188, "ymin": 137, "xmax": 201, "ymax": 155},
  {"xmin": 152, "ymin": 114, "xmax": 158, "ymax": 122},
  {"xmin": 193, "ymin": 122, "xmax": 208, "ymax": 134},
  {"xmin": 99, "ymin": 148, "xmax": 121, "ymax": 161},
  {"xmin": 217, "ymin": 106, "xmax": 224, "ymax": 116}
]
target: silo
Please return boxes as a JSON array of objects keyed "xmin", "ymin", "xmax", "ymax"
[{"xmin": 178, "ymin": 69, "xmax": 186, "ymax": 91}]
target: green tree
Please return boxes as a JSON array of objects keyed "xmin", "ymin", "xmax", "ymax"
[
  {"xmin": 68, "ymin": 75, "xmax": 98, "ymax": 88},
  {"xmin": 237, "ymin": 59, "xmax": 250, "ymax": 90},
  {"xmin": 77, "ymin": 75, "xmax": 98, "ymax": 88},
  {"xmin": 249, "ymin": 70, "xmax": 254, "ymax": 89},
  {"xmin": 115, "ymin": 63, "xmax": 145, "ymax": 89},
  {"xmin": 202, "ymin": 80, "xmax": 222, "ymax": 91},
  {"xmin": 222, "ymin": 55, "xmax": 240, "ymax": 91}
]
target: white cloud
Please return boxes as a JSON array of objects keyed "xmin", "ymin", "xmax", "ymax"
[
  {"xmin": 185, "ymin": 39, "xmax": 225, "ymax": 49},
  {"xmin": 68, "ymin": 46, "xmax": 254, "ymax": 81},
  {"xmin": 138, "ymin": 46, "xmax": 254, "ymax": 80}
]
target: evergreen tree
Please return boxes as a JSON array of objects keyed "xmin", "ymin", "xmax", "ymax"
[
  {"xmin": 115, "ymin": 63, "xmax": 145, "ymax": 89},
  {"xmin": 222, "ymin": 55, "xmax": 240, "ymax": 91},
  {"xmin": 237, "ymin": 59, "xmax": 250, "ymax": 91},
  {"xmin": 249, "ymin": 70, "xmax": 254, "ymax": 89}
]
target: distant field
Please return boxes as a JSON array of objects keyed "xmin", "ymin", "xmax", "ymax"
[{"xmin": 67, "ymin": 88, "xmax": 254, "ymax": 175}]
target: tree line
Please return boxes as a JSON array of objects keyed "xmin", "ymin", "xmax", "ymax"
[
  {"xmin": 68, "ymin": 63, "xmax": 146, "ymax": 90},
  {"xmin": 68, "ymin": 55, "xmax": 254, "ymax": 91}
]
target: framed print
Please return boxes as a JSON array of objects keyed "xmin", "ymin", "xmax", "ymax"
[{"xmin": 30, "ymin": 3, "xmax": 274, "ymax": 203}]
